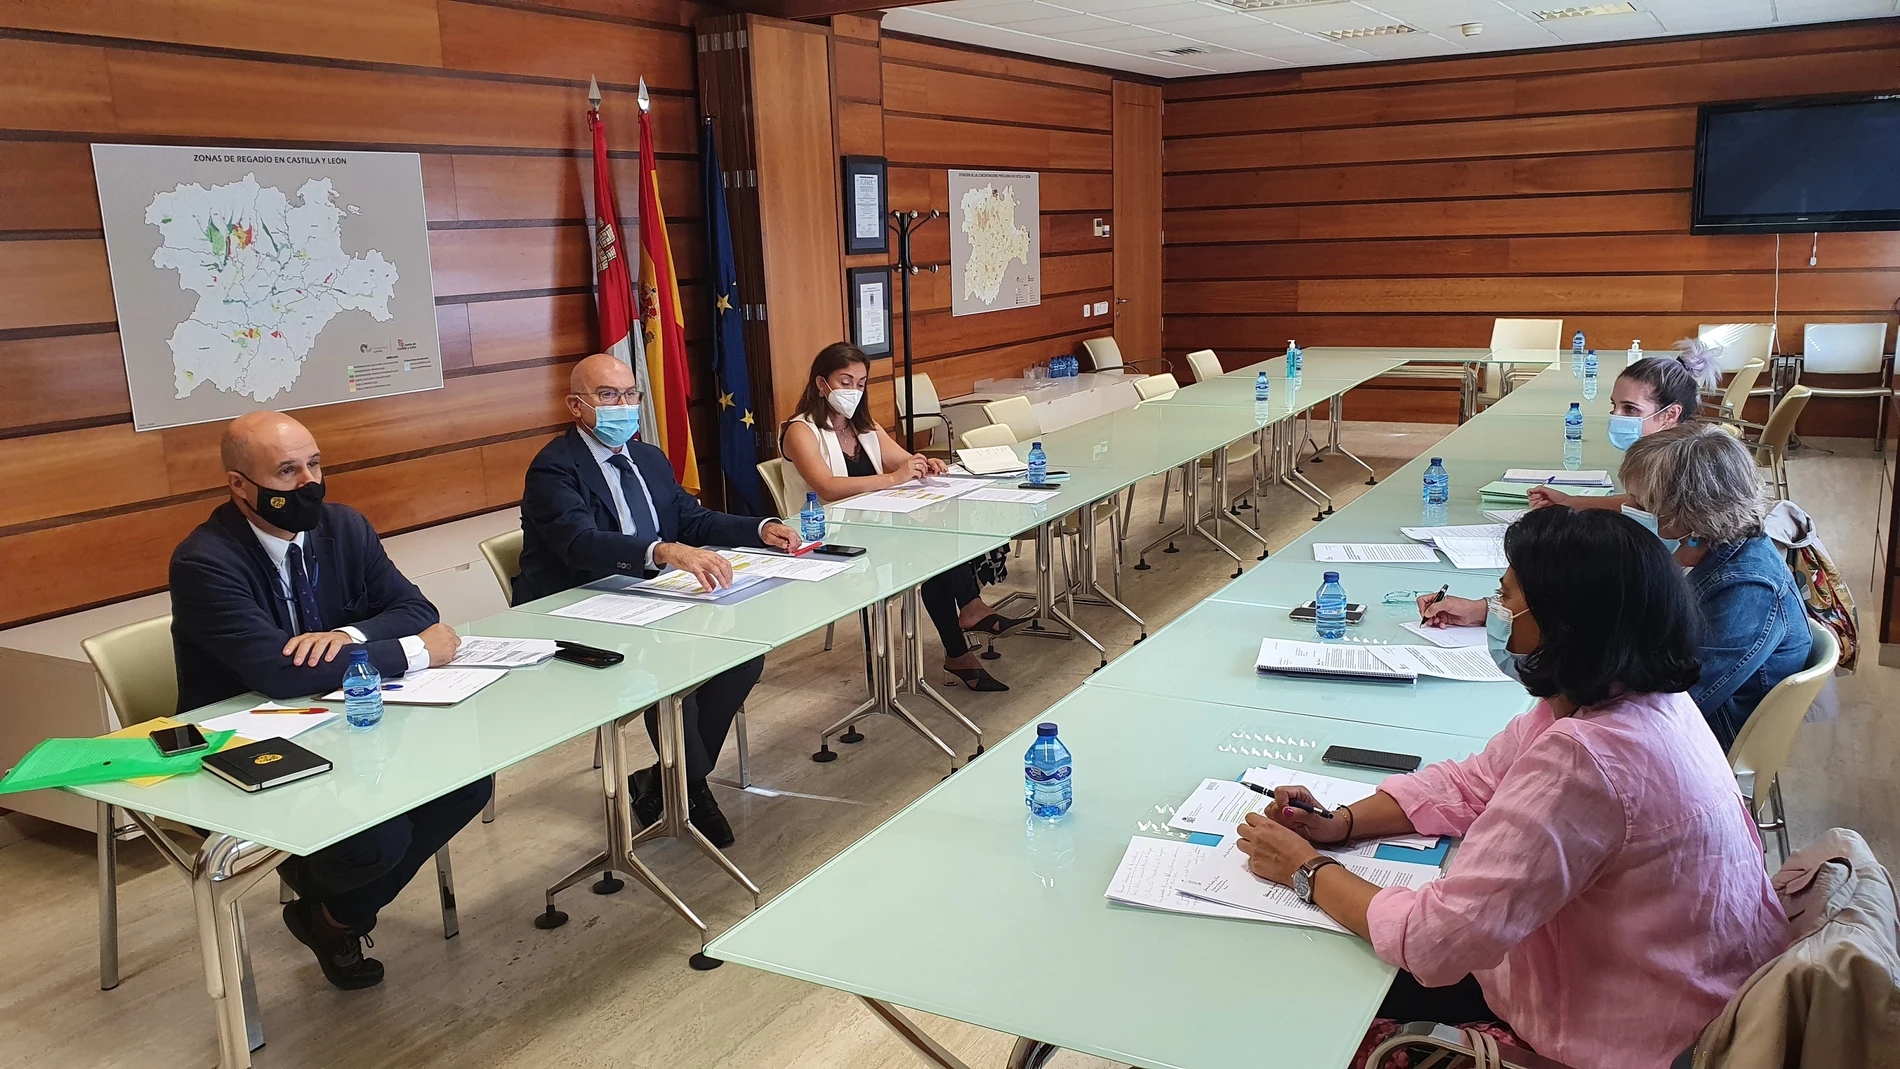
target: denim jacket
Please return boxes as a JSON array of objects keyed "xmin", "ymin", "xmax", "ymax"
[{"xmin": 1688, "ymin": 534, "xmax": 1813, "ymax": 750}]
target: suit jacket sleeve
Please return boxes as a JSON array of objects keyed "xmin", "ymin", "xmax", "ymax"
[
  {"xmin": 522, "ymin": 446, "xmax": 656, "ymax": 574},
  {"xmin": 336, "ymin": 508, "xmax": 439, "ymax": 642},
  {"xmin": 652, "ymin": 452, "xmax": 769, "ymax": 549},
  {"xmin": 169, "ymin": 548, "xmax": 411, "ymax": 701}
]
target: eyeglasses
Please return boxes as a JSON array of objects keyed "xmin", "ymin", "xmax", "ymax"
[{"xmin": 575, "ymin": 388, "xmax": 641, "ymax": 406}]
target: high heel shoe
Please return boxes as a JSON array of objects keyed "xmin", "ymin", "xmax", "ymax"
[{"xmin": 944, "ymin": 666, "xmax": 1009, "ymax": 692}]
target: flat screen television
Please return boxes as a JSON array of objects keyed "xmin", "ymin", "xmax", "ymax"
[{"xmin": 1692, "ymin": 94, "xmax": 1900, "ymax": 235}]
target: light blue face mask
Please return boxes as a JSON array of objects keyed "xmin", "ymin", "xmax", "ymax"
[
  {"xmin": 1486, "ymin": 595, "xmax": 1525, "ymax": 685},
  {"xmin": 1606, "ymin": 413, "xmax": 1645, "ymax": 451},
  {"xmin": 589, "ymin": 404, "xmax": 641, "ymax": 449},
  {"xmin": 1621, "ymin": 504, "xmax": 1681, "ymax": 555}
]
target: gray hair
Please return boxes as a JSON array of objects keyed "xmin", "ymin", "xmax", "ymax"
[{"xmin": 1619, "ymin": 422, "xmax": 1766, "ymax": 544}]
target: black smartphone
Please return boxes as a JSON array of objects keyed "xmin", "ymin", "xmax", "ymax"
[
  {"xmin": 813, "ymin": 544, "xmax": 866, "ymax": 558},
  {"xmin": 150, "ymin": 723, "xmax": 209, "ymax": 758},
  {"xmin": 1288, "ymin": 601, "xmax": 1367, "ymax": 624},
  {"xmin": 1322, "ymin": 745, "xmax": 1422, "ymax": 774},
  {"xmin": 553, "ymin": 641, "xmax": 625, "ymax": 669}
]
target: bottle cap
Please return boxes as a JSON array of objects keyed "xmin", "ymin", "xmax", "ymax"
[
  {"xmin": 1036, "ymin": 722, "xmax": 1059, "ymax": 737},
  {"xmin": 1031, "ymin": 441, "xmax": 1042, "ymax": 449},
  {"xmin": 1430, "ymin": 457, "xmax": 1442, "ymax": 464},
  {"xmin": 1570, "ymin": 402, "xmax": 1580, "ymax": 409},
  {"xmin": 349, "ymin": 649, "xmax": 370, "ymax": 663},
  {"xmin": 1322, "ymin": 570, "xmax": 1340, "ymax": 582}
]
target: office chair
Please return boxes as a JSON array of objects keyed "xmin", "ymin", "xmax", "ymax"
[
  {"xmin": 1082, "ymin": 336, "xmax": 1170, "ymax": 377},
  {"xmin": 1797, "ymin": 323, "xmax": 1891, "ymax": 447},
  {"xmin": 1729, "ymin": 619, "xmax": 1838, "ymax": 865}
]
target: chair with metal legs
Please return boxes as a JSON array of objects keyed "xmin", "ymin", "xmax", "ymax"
[
  {"xmin": 1728, "ymin": 619, "xmax": 1837, "ymax": 866},
  {"xmin": 481, "ymin": 528, "xmax": 599, "ymax": 789},
  {"xmin": 81, "ymin": 616, "xmax": 464, "ymax": 991}
]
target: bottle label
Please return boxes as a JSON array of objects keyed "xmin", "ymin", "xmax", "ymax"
[
  {"xmin": 1024, "ymin": 765, "xmax": 1071, "ymax": 784},
  {"xmin": 343, "ymin": 683, "xmax": 377, "ymax": 699}
]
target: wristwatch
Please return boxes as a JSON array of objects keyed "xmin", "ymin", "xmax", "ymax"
[{"xmin": 1292, "ymin": 856, "xmax": 1342, "ymax": 904}]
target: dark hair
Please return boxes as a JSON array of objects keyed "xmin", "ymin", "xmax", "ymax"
[
  {"xmin": 1615, "ymin": 338, "xmax": 1720, "ymax": 422},
  {"xmin": 794, "ymin": 341, "xmax": 873, "ymax": 434},
  {"xmin": 1504, "ymin": 506, "xmax": 1701, "ymax": 708}
]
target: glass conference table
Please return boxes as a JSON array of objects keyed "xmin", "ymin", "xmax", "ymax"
[{"xmin": 705, "ymin": 687, "xmax": 1483, "ymax": 1069}]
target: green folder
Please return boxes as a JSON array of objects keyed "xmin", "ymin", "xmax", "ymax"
[{"xmin": 0, "ymin": 731, "xmax": 236, "ymax": 795}]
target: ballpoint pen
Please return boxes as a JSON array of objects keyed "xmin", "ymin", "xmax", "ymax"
[
  {"xmin": 1241, "ymin": 780, "xmax": 1332, "ymax": 818},
  {"xmin": 253, "ymin": 707, "xmax": 331, "ymax": 715},
  {"xmin": 1420, "ymin": 583, "xmax": 1450, "ymax": 625}
]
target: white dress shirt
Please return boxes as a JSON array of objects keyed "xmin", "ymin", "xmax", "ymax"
[
  {"xmin": 249, "ymin": 523, "xmax": 430, "ymax": 675},
  {"xmin": 578, "ymin": 426, "xmax": 776, "ymax": 566}
]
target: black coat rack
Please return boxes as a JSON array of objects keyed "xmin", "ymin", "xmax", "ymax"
[{"xmin": 889, "ymin": 209, "xmax": 941, "ymax": 451}]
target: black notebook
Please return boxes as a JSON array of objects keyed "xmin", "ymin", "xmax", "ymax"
[{"xmin": 202, "ymin": 738, "xmax": 333, "ymax": 793}]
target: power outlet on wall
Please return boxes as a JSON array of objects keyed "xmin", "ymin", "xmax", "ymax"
[
  {"xmin": 1093, "ymin": 301, "xmax": 1109, "ymax": 316},
  {"xmin": 1082, "ymin": 303, "xmax": 1093, "ymax": 317}
]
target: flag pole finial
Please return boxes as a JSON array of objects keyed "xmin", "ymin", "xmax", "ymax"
[
  {"xmin": 637, "ymin": 77, "xmax": 650, "ymax": 113},
  {"xmin": 587, "ymin": 75, "xmax": 601, "ymax": 108}
]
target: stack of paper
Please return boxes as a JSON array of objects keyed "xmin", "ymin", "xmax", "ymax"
[
  {"xmin": 323, "ymin": 667, "xmax": 508, "ymax": 706},
  {"xmin": 1312, "ymin": 543, "xmax": 1439, "ymax": 564},
  {"xmin": 1257, "ymin": 638, "xmax": 1511, "ymax": 683},
  {"xmin": 549, "ymin": 592, "xmax": 693, "ymax": 627},
  {"xmin": 835, "ymin": 477, "xmax": 985, "ymax": 515},
  {"xmin": 630, "ymin": 567, "xmax": 767, "ymax": 601},
  {"xmin": 1399, "ymin": 523, "xmax": 1507, "ymax": 547},
  {"xmin": 202, "ymin": 703, "xmax": 340, "ymax": 741},
  {"xmin": 1175, "ymin": 841, "xmax": 1442, "ymax": 934},
  {"xmin": 1400, "ymin": 621, "xmax": 1486, "ymax": 648},
  {"xmin": 722, "ymin": 550, "xmax": 855, "ymax": 582},
  {"xmin": 964, "ymin": 485, "xmax": 1060, "ymax": 504},
  {"xmin": 1501, "ymin": 468, "xmax": 1613, "ymax": 486},
  {"xmin": 1483, "ymin": 508, "xmax": 1529, "ymax": 524},
  {"xmin": 955, "ymin": 445, "xmax": 1027, "ymax": 476},
  {"xmin": 1399, "ymin": 523, "xmax": 1509, "ymax": 569},
  {"xmin": 1104, "ymin": 838, "xmax": 1266, "ymax": 920},
  {"xmin": 450, "ymin": 637, "xmax": 560, "ymax": 667}
]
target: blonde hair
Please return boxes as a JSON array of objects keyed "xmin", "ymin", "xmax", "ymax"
[{"xmin": 1619, "ymin": 422, "xmax": 1766, "ymax": 544}]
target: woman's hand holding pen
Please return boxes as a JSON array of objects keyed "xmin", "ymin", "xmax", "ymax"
[{"xmin": 1268, "ymin": 785, "xmax": 1352, "ymax": 844}]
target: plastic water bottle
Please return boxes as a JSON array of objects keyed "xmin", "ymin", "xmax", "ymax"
[
  {"xmin": 1285, "ymin": 339, "xmax": 1303, "ymax": 378},
  {"xmin": 1564, "ymin": 402, "xmax": 1584, "ymax": 469},
  {"xmin": 342, "ymin": 650, "xmax": 384, "ymax": 729},
  {"xmin": 1422, "ymin": 456, "xmax": 1449, "ymax": 505},
  {"xmin": 1026, "ymin": 441, "xmax": 1048, "ymax": 486},
  {"xmin": 1583, "ymin": 348, "xmax": 1599, "ymax": 378},
  {"xmin": 1572, "ymin": 330, "xmax": 1586, "ymax": 377},
  {"xmin": 1315, "ymin": 571, "xmax": 1348, "ymax": 640},
  {"xmin": 1255, "ymin": 370, "xmax": 1270, "ymax": 402},
  {"xmin": 799, "ymin": 491, "xmax": 825, "ymax": 543},
  {"xmin": 1024, "ymin": 723, "xmax": 1073, "ymax": 819}
]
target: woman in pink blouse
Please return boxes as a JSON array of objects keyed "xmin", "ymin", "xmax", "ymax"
[{"xmin": 1237, "ymin": 506, "xmax": 1786, "ymax": 1069}]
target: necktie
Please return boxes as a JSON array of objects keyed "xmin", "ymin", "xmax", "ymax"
[
  {"xmin": 606, "ymin": 454, "xmax": 657, "ymax": 542},
  {"xmin": 284, "ymin": 542, "xmax": 324, "ymax": 634}
]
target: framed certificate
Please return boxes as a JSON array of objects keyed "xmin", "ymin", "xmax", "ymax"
[
  {"xmin": 842, "ymin": 155, "xmax": 888, "ymax": 255},
  {"xmin": 848, "ymin": 266, "xmax": 892, "ymax": 357}
]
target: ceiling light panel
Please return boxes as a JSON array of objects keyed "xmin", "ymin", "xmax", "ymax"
[
  {"xmin": 1532, "ymin": 2, "xmax": 1637, "ymax": 19},
  {"xmin": 1319, "ymin": 22, "xmax": 1417, "ymax": 38}
]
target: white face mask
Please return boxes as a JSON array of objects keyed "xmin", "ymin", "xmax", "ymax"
[{"xmin": 825, "ymin": 387, "xmax": 863, "ymax": 418}]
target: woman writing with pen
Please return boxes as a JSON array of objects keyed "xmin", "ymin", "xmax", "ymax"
[
  {"xmin": 1240, "ymin": 507, "xmax": 1785, "ymax": 1069},
  {"xmin": 781, "ymin": 343, "xmax": 1030, "ymax": 691}
]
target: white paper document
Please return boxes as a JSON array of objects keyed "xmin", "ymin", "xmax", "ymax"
[
  {"xmin": 836, "ymin": 478, "xmax": 981, "ymax": 515},
  {"xmin": 963, "ymin": 486, "xmax": 1059, "ymax": 504},
  {"xmin": 1257, "ymin": 638, "xmax": 1416, "ymax": 682},
  {"xmin": 1104, "ymin": 837, "xmax": 1265, "ymax": 920},
  {"xmin": 1399, "ymin": 523, "xmax": 1507, "ymax": 547},
  {"xmin": 450, "ymin": 637, "xmax": 559, "ymax": 668},
  {"xmin": 955, "ymin": 445, "xmax": 1028, "ymax": 476},
  {"xmin": 1167, "ymin": 777, "xmax": 1272, "ymax": 834},
  {"xmin": 1235, "ymin": 765, "xmax": 1440, "ymax": 851},
  {"xmin": 1400, "ymin": 621, "xmax": 1487, "ymax": 648},
  {"xmin": 630, "ymin": 567, "xmax": 767, "ymax": 601},
  {"xmin": 1483, "ymin": 508, "xmax": 1528, "ymax": 524},
  {"xmin": 1370, "ymin": 644, "xmax": 1513, "ymax": 682},
  {"xmin": 1434, "ymin": 535, "xmax": 1510, "ymax": 570},
  {"xmin": 1501, "ymin": 468, "xmax": 1612, "ymax": 486},
  {"xmin": 1177, "ymin": 840, "xmax": 1443, "ymax": 934},
  {"xmin": 202, "ymin": 703, "xmax": 339, "ymax": 741},
  {"xmin": 1312, "ymin": 543, "xmax": 1440, "ymax": 564},
  {"xmin": 722, "ymin": 549, "xmax": 854, "ymax": 582},
  {"xmin": 548, "ymin": 593, "xmax": 693, "ymax": 627},
  {"xmin": 322, "ymin": 667, "xmax": 507, "ymax": 706}
]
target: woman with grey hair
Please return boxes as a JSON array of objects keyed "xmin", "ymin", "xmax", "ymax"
[{"xmin": 1424, "ymin": 422, "xmax": 1811, "ymax": 748}]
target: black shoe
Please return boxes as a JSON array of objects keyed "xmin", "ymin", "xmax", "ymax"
[
  {"xmin": 628, "ymin": 764, "xmax": 664, "ymax": 830},
  {"xmin": 688, "ymin": 780, "xmax": 735, "ymax": 848},
  {"xmin": 282, "ymin": 899, "xmax": 383, "ymax": 990}
]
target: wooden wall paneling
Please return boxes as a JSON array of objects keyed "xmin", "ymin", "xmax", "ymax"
[
  {"xmin": 0, "ymin": 333, "xmax": 131, "ymax": 434},
  {"xmin": 0, "ymin": 424, "xmax": 173, "ymax": 529},
  {"xmin": 896, "ymin": 330, "xmax": 1109, "ymax": 400},
  {"xmin": 428, "ymin": 221, "xmax": 705, "ymax": 298},
  {"xmin": 879, "ymin": 34, "xmax": 1111, "ymax": 91},
  {"xmin": 883, "ymin": 115, "xmax": 1113, "ymax": 171},
  {"xmin": 909, "ymin": 291, "xmax": 1110, "ymax": 360},
  {"xmin": 0, "ymin": 238, "xmax": 116, "ymax": 331},
  {"xmin": 1112, "ymin": 81, "xmax": 1162, "ymax": 365},
  {"xmin": 747, "ymin": 17, "xmax": 848, "ymax": 431},
  {"xmin": 0, "ymin": 498, "xmax": 214, "ymax": 625},
  {"xmin": 1161, "ymin": 23, "xmax": 1900, "ymax": 433},
  {"xmin": 888, "ymin": 166, "xmax": 1112, "ymax": 214},
  {"xmin": 883, "ymin": 63, "xmax": 1111, "ymax": 130},
  {"xmin": 3, "ymin": 0, "xmax": 446, "ymax": 66},
  {"xmin": 436, "ymin": 304, "xmax": 475, "ymax": 371},
  {"xmin": 433, "ymin": 0, "xmax": 696, "ymax": 88},
  {"xmin": 465, "ymin": 294, "xmax": 599, "ymax": 367}
]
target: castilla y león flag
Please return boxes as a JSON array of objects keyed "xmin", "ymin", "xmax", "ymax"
[
  {"xmin": 585, "ymin": 79, "xmax": 657, "ymax": 440},
  {"xmin": 634, "ymin": 78, "xmax": 699, "ymax": 493}
]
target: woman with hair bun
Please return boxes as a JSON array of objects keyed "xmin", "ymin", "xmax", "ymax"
[{"xmin": 1527, "ymin": 338, "xmax": 1722, "ymax": 512}]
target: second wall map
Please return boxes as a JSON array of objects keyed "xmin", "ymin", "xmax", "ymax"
[{"xmin": 949, "ymin": 169, "xmax": 1040, "ymax": 318}]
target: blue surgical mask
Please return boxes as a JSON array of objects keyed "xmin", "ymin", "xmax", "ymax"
[
  {"xmin": 1486, "ymin": 596, "xmax": 1525, "ymax": 684},
  {"xmin": 1621, "ymin": 504, "xmax": 1680, "ymax": 554},
  {"xmin": 589, "ymin": 404, "xmax": 640, "ymax": 448},
  {"xmin": 1606, "ymin": 413, "xmax": 1645, "ymax": 451}
]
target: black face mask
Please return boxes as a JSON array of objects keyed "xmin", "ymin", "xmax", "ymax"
[{"xmin": 243, "ymin": 476, "xmax": 326, "ymax": 533}]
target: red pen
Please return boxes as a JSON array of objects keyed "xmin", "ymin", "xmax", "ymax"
[
  {"xmin": 790, "ymin": 540, "xmax": 822, "ymax": 556},
  {"xmin": 253, "ymin": 706, "xmax": 330, "ymax": 715}
]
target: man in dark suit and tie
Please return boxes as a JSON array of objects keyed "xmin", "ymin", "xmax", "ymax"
[
  {"xmin": 170, "ymin": 411, "xmax": 491, "ymax": 992},
  {"xmin": 516, "ymin": 353, "xmax": 796, "ymax": 847}
]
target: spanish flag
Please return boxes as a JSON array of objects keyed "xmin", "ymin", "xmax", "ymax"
[{"xmin": 634, "ymin": 78, "xmax": 699, "ymax": 493}]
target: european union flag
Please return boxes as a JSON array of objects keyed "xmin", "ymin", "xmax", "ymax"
[{"xmin": 701, "ymin": 119, "xmax": 762, "ymax": 515}]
